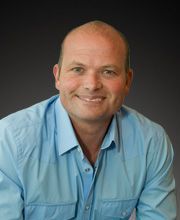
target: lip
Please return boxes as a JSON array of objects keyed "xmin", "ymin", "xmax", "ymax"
[{"xmin": 76, "ymin": 95, "xmax": 106, "ymax": 103}]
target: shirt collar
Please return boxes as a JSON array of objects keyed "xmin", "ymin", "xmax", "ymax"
[
  {"xmin": 55, "ymin": 96, "xmax": 121, "ymax": 155},
  {"xmin": 101, "ymin": 113, "xmax": 120, "ymax": 150},
  {"xmin": 55, "ymin": 97, "xmax": 79, "ymax": 155}
]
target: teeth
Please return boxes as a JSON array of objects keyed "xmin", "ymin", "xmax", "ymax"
[
  {"xmin": 84, "ymin": 98, "xmax": 102, "ymax": 102},
  {"xmin": 79, "ymin": 97, "xmax": 103, "ymax": 102}
]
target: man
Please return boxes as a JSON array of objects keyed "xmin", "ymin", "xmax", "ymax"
[{"xmin": 0, "ymin": 20, "xmax": 176, "ymax": 219}]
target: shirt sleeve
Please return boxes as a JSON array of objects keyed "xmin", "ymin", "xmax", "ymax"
[
  {"xmin": 136, "ymin": 127, "xmax": 177, "ymax": 219},
  {"xmin": 0, "ymin": 120, "xmax": 24, "ymax": 220}
]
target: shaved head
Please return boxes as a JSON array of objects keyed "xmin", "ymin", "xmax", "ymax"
[{"xmin": 58, "ymin": 20, "xmax": 130, "ymax": 72}]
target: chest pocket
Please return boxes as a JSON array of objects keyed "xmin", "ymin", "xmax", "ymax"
[
  {"xmin": 24, "ymin": 202, "xmax": 76, "ymax": 220},
  {"xmin": 99, "ymin": 199, "xmax": 137, "ymax": 219}
]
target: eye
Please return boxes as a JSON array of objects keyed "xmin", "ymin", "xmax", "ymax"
[
  {"xmin": 103, "ymin": 69, "xmax": 116, "ymax": 77},
  {"xmin": 71, "ymin": 67, "xmax": 84, "ymax": 74}
]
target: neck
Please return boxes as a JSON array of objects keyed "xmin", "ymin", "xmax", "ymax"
[{"xmin": 70, "ymin": 117, "xmax": 112, "ymax": 165}]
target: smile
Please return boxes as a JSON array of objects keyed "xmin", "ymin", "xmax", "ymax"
[{"xmin": 77, "ymin": 95, "xmax": 105, "ymax": 103}]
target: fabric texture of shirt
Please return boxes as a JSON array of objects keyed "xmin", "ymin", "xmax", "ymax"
[{"xmin": 0, "ymin": 95, "xmax": 176, "ymax": 219}]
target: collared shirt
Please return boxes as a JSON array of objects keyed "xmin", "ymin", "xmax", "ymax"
[{"xmin": 0, "ymin": 95, "xmax": 176, "ymax": 219}]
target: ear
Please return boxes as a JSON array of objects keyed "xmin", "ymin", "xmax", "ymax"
[
  {"xmin": 53, "ymin": 64, "xmax": 60, "ymax": 90},
  {"xmin": 125, "ymin": 68, "xmax": 133, "ymax": 95}
]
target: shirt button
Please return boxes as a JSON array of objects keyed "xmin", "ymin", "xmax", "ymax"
[
  {"xmin": 85, "ymin": 205, "xmax": 90, "ymax": 210},
  {"xmin": 85, "ymin": 168, "xmax": 91, "ymax": 172},
  {"xmin": 121, "ymin": 211, "xmax": 127, "ymax": 216}
]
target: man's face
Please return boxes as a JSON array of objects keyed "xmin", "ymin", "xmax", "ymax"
[{"xmin": 53, "ymin": 31, "xmax": 133, "ymax": 125}]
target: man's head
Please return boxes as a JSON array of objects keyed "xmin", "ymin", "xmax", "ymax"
[{"xmin": 53, "ymin": 20, "xmax": 133, "ymax": 126}]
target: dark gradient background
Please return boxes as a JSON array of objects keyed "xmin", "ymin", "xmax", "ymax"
[{"xmin": 0, "ymin": 3, "xmax": 179, "ymax": 216}]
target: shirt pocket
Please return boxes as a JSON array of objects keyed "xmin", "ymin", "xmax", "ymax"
[
  {"xmin": 25, "ymin": 202, "xmax": 76, "ymax": 220},
  {"xmin": 99, "ymin": 198, "xmax": 137, "ymax": 219}
]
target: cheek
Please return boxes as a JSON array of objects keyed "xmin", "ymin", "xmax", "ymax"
[
  {"xmin": 107, "ymin": 81, "xmax": 126, "ymax": 96},
  {"xmin": 59, "ymin": 76, "xmax": 79, "ymax": 93}
]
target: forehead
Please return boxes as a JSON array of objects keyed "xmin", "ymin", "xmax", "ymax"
[{"xmin": 62, "ymin": 30, "xmax": 126, "ymax": 61}]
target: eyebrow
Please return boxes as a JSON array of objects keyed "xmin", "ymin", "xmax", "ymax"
[
  {"xmin": 101, "ymin": 65, "xmax": 118, "ymax": 68},
  {"xmin": 67, "ymin": 61, "xmax": 86, "ymax": 67},
  {"xmin": 101, "ymin": 65, "xmax": 121, "ymax": 71},
  {"xmin": 66, "ymin": 61, "xmax": 121, "ymax": 71}
]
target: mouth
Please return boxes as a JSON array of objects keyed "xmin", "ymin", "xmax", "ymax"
[{"xmin": 76, "ymin": 95, "xmax": 106, "ymax": 103}]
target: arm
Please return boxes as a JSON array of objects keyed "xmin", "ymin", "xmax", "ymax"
[
  {"xmin": 0, "ymin": 120, "xmax": 24, "ymax": 220},
  {"xmin": 136, "ymin": 127, "xmax": 177, "ymax": 219}
]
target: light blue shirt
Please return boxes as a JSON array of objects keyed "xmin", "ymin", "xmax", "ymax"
[{"xmin": 0, "ymin": 95, "xmax": 176, "ymax": 219}]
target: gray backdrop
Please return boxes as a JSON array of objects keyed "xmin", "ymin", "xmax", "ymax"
[{"xmin": 0, "ymin": 3, "xmax": 179, "ymax": 217}]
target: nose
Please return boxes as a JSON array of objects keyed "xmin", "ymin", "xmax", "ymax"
[{"xmin": 83, "ymin": 72, "xmax": 103, "ymax": 91}]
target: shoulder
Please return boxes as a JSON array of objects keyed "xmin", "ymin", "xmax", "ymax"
[
  {"xmin": 0, "ymin": 95, "xmax": 59, "ymax": 152},
  {"xmin": 117, "ymin": 105, "xmax": 172, "ymax": 155},
  {"xmin": 0, "ymin": 95, "xmax": 59, "ymax": 166},
  {"xmin": 119, "ymin": 105, "xmax": 165, "ymax": 136},
  {"xmin": 0, "ymin": 95, "xmax": 59, "ymax": 131}
]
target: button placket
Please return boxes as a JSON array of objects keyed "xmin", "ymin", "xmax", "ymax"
[
  {"xmin": 85, "ymin": 205, "xmax": 90, "ymax": 210},
  {"xmin": 85, "ymin": 167, "xmax": 91, "ymax": 173}
]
